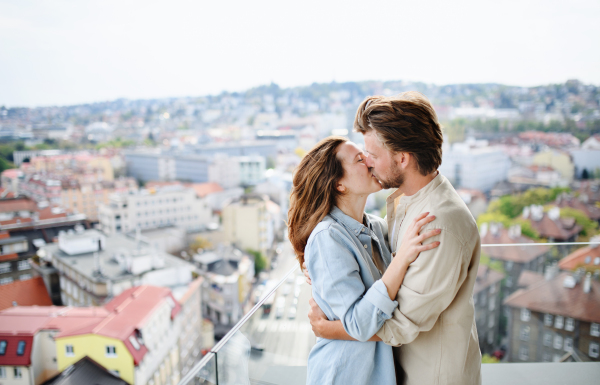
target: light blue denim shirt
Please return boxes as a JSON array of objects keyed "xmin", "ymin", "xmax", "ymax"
[{"xmin": 305, "ymin": 206, "xmax": 398, "ymax": 385}]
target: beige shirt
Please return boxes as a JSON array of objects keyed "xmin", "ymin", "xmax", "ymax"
[{"xmin": 377, "ymin": 173, "xmax": 482, "ymax": 385}]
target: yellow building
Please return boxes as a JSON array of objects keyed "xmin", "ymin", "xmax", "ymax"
[
  {"xmin": 0, "ymin": 285, "xmax": 185, "ymax": 385},
  {"xmin": 223, "ymin": 194, "xmax": 271, "ymax": 256},
  {"xmin": 532, "ymin": 150, "xmax": 574, "ymax": 182}
]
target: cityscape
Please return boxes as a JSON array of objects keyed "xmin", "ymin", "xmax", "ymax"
[{"xmin": 0, "ymin": 77, "xmax": 599, "ymax": 384}]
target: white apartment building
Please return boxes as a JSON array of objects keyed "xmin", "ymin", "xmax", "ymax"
[
  {"xmin": 208, "ymin": 155, "xmax": 240, "ymax": 189},
  {"xmin": 98, "ymin": 186, "xmax": 213, "ymax": 235},
  {"xmin": 239, "ymin": 156, "xmax": 266, "ymax": 186},
  {"xmin": 439, "ymin": 139, "xmax": 511, "ymax": 192}
]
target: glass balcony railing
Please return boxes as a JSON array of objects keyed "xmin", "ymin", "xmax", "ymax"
[{"xmin": 179, "ymin": 241, "xmax": 600, "ymax": 385}]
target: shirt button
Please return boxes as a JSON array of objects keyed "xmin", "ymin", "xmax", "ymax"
[{"xmin": 364, "ymin": 244, "xmax": 368, "ymax": 249}]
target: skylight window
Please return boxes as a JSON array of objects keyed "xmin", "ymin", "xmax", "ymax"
[
  {"xmin": 16, "ymin": 340, "xmax": 26, "ymax": 356},
  {"xmin": 0, "ymin": 340, "xmax": 7, "ymax": 355}
]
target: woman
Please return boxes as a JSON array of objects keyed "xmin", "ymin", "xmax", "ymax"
[{"xmin": 288, "ymin": 136, "xmax": 440, "ymax": 384}]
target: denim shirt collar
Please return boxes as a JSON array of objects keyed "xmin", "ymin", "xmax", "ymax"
[{"xmin": 329, "ymin": 206, "xmax": 372, "ymax": 237}]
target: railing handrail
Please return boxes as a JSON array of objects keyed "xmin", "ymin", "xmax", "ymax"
[
  {"xmin": 178, "ymin": 240, "xmax": 600, "ymax": 384},
  {"xmin": 481, "ymin": 241, "xmax": 600, "ymax": 247}
]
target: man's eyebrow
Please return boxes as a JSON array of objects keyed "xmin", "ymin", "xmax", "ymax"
[{"xmin": 365, "ymin": 149, "xmax": 376, "ymax": 156}]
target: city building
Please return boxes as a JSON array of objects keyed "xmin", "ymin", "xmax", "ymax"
[
  {"xmin": 0, "ymin": 284, "xmax": 192, "ymax": 385},
  {"xmin": 18, "ymin": 174, "xmax": 137, "ymax": 222},
  {"xmin": 554, "ymin": 193, "xmax": 600, "ymax": 224},
  {"xmin": 238, "ymin": 156, "xmax": 266, "ymax": 186},
  {"xmin": 456, "ymin": 188, "xmax": 488, "ymax": 219},
  {"xmin": 42, "ymin": 356, "xmax": 129, "ymax": 385},
  {"xmin": 473, "ymin": 265, "xmax": 505, "ymax": 354},
  {"xmin": 208, "ymin": 155, "xmax": 240, "ymax": 189},
  {"xmin": 194, "ymin": 245, "xmax": 254, "ymax": 339},
  {"xmin": 176, "ymin": 277, "xmax": 208, "ymax": 378},
  {"xmin": 222, "ymin": 194, "xmax": 275, "ymax": 256},
  {"xmin": 0, "ymin": 231, "xmax": 33, "ymax": 285},
  {"xmin": 439, "ymin": 139, "xmax": 511, "ymax": 192},
  {"xmin": 36, "ymin": 228, "xmax": 196, "ymax": 306},
  {"xmin": 480, "ymin": 222, "xmax": 551, "ymax": 294},
  {"xmin": 504, "ymin": 270, "xmax": 600, "ymax": 363},
  {"xmin": 570, "ymin": 149, "xmax": 600, "ymax": 179},
  {"xmin": 532, "ymin": 150, "xmax": 575, "ymax": 182},
  {"xmin": 522, "ymin": 205, "xmax": 582, "ymax": 242},
  {"xmin": 98, "ymin": 185, "xmax": 213, "ymax": 234},
  {"xmin": 559, "ymin": 239, "xmax": 600, "ymax": 273}
]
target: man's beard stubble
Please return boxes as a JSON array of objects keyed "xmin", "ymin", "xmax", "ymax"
[{"xmin": 373, "ymin": 160, "xmax": 405, "ymax": 190}]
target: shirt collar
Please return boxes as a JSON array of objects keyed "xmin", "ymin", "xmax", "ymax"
[
  {"xmin": 386, "ymin": 172, "xmax": 444, "ymax": 206},
  {"xmin": 329, "ymin": 205, "xmax": 372, "ymax": 236}
]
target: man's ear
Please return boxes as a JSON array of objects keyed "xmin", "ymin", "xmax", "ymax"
[{"xmin": 392, "ymin": 152, "xmax": 411, "ymax": 170}]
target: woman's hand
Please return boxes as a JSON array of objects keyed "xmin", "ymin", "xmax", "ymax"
[
  {"xmin": 381, "ymin": 212, "xmax": 440, "ymax": 300},
  {"xmin": 302, "ymin": 262, "xmax": 312, "ymax": 285},
  {"xmin": 395, "ymin": 212, "xmax": 441, "ymax": 266}
]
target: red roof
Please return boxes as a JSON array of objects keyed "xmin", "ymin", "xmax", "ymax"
[
  {"xmin": 474, "ymin": 265, "xmax": 505, "ymax": 295},
  {"xmin": 0, "ymin": 187, "xmax": 15, "ymax": 198},
  {"xmin": 0, "ymin": 198, "xmax": 37, "ymax": 214},
  {"xmin": 517, "ymin": 270, "xmax": 545, "ymax": 288},
  {"xmin": 0, "ymin": 286, "xmax": 181, "ymax": 367},
  {"xmin": 0, "ymin": 336, "xmax": 34, "ymax": 366},
  {"xmin": 191, "ymin": 182, "xmax": 223, "ymax": 198},
  {"xmin": 559, "ymin": 244, "xmax": 600, "ymax": 271},
  {"xmin": 0, "ymin": 277, "xmax": 53, "ymax": 311}
]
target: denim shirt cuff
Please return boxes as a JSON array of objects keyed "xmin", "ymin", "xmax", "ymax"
[{"xmin": 364, "ymin": 279, "xmax": 398, "ymax": 319}]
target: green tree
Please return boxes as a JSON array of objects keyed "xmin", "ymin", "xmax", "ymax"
[
  {"xmin": 559, "ymin": 207, "xmax": 599, "ymax": 239},
  {"xmin": 247, "ymin": 249, "xmax": 267, "ymax": 275}
]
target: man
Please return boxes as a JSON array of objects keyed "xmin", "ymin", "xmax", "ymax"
[{"xmin": 307, "ymin": 92, "xmax": 482, "ymax": 385}]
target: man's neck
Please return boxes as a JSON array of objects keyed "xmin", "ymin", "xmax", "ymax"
[{"xmin": 399, "ymin": 171, "xmax": 438, "ymax": 196}]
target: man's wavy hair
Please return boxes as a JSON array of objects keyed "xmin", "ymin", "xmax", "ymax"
[
  {"xmin": 288, "ymin": 136, "xmax": 348, "ymax": 267},
  {"xmin": 354, "ymin": 91, "xmax": 443, "ymax": 176}
]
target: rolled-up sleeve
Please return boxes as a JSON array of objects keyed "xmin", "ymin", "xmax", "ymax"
[
  {"xmin": 307, "ymin": 228, "xmax": 398, "ymax": 342},
  {"xmin": 376, "ymin": 230, "xmax": 468, "ymax": 346}
]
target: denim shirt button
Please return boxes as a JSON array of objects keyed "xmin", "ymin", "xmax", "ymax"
[{"xmin": 363, "ymin": 244, "xmax": 368, "ymax": 249}]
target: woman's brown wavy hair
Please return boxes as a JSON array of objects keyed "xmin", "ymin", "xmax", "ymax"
[{"xmin": 288, "ymin": 136, "xmax": 348, "ymax": 267}]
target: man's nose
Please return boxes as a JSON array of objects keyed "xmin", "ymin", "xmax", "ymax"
[{"xmin": 364, "ymin": 155, "xmax": 373, "ymax": 168}]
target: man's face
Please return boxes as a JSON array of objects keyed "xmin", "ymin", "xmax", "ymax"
[{"xmin": 363, "ymin": 131, "xmax": 405, "ymax": 190}]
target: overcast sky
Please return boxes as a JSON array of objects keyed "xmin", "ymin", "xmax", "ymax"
[{"xmin": 1, "ymin": 0, "xmax": 599, "ymax": 107}]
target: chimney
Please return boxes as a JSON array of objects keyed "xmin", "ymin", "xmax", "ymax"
[
  {"xmin": 545, "ymin": 262, "xmax": 559, "ymax": 281},
  {"xmin": 479, "ymin": 223, "xmax": 488, "ymax": 238},
  {"xmin": 12, "ymin": 301, "xmax": 17, "ymax": 307},
  {"xmin": 583, "ymin": 272, "xmax": 592, "ymax": 294}
]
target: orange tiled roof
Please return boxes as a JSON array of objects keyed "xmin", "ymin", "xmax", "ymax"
[
  {"xmin": 559, "ymin": 245, "xmax": 600, "ymax": 271},
  {"xmin": 0, "ymin": 277, "xmax": 53, "ymax": 311},
  {"xmin": 517, "ymin": 270, "xmax": 545, "ymax": 288},
  {"xmin": 192, "ymin": 182, "xmax": 223, "ymax": 198}
]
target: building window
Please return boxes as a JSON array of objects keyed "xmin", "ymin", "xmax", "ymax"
[
  {"xmin": 553, "ymin": 335, "xmax": 563, "ymax": 350},
  {"xmin": 109, "ymin": 370, "xmax": 120, "ymax": 377},
  {"xmin": 16, "ymin": 341, "xmax": 26, "ymax": 356},
  {"xmin": 0, "ymin": 262, "xmax": 10, "ymax": 274},
  {"xmin": 555, "ymin": 315, "xmax": 564, "ymax": 329},
  {"xmin": 591, "ymin": 323, "xmax": 600, "ymax": 337},
  {"xmin": 520, "ymin": 308, "xmax": 531, "ymax": 322},
  {"xmin": 65, "ymin": 345, "xmax": 74, "ymax": 357},
  {"xmin": 543, "ymin": 352, "xmax": 551, "ymax": 362},
  {"xmin": 489, "ymin": 297, "xmax": 496, "ymax": 311},
  {"xmin": 544, "ymin": 314, "xmax": 553, "ymax": 326},
  {"xmin": 488, "ymin": 315, "xmax": 495, "ymax": 328},
  {"xmin": 17, "ymin": 260, "xmax": 30, "ymax": 271},
  {"xmin": 565, "ymin": 317, "xmax": 575, "ymax": 332},
  {"xmin": 590, "ymin": 342, "xmax": 600, "ymax": 358},
  {"xmin": 543, "ymin": 332, "xmax": 552, "ymax": 347},
  {"xmin": 0, "ymin": 277, "xmax": 13, "ymax": 285},
  {"xmin": 506, "ymin": 261, "xmax": 514, "ymax": 271},
  {"xmin": 14, "ymin": 367, "xmax": 22, "ymax": 379},
  {"xmin": 564, "ymin": 337, "xmax": 573, "ymax": 352},
  {"xmin": 105, "ymin": 345, "xmax": 117, "ymax": 357},
  {"xmin": 0, "ymin": 340, "xmax": 6, "ymax": 355},
  {"xmin": 520, "ymin": 325, "xmax": 530, "ymax": 341},
  {"xmin": 519, "ymin": 346, "xmax": 529, "ymax": 361},
  {"xmin": 506, "ymin": 276, "xmax": 513, "ymax": 287},
  {"xmin": 19, "ymin": 274, "xmax": 32, "ymax": 281},
  {"xmin": 0, "ymin": 367, "xmax": 5, "ymax": 378}
]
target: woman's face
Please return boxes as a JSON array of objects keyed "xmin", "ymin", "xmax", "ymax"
[{"xmin": 336, "ymin": 141, "xmax": 382, "ymax": 196}]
